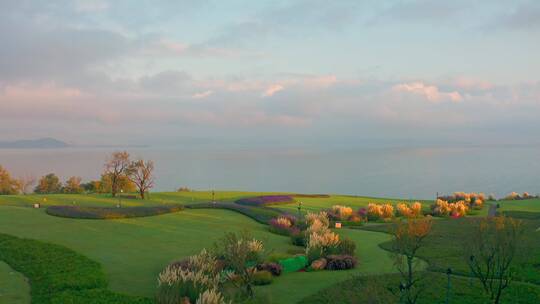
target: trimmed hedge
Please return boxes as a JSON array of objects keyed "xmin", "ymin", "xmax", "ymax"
[
  {"xmin": 235, "ymin": 195, "xmax": 295, "ymax": 207},
  {"xmin": 185, "ymin": 202, "xmax": 285, "ymax": 224},
  {"xmin": 46, "ymin": 205, "xmax": 184, "ymax": 219},
  {"xmin": 0, "ymin": 233, "xmax": 151, "ymax": 304}
]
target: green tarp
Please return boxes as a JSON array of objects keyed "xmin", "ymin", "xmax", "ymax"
[{"xmin": 278, "ymin": 255, "xmax": 307, "ymax": 273}]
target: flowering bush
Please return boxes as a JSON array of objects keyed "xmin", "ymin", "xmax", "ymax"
[
  {"xmin": 269, "ymin": 215, "xmax": 300, "ymax": 236},
  {"xmin": 367, "ymin": 203, "xmax": 395, "ymax": 220},
  {"xmin": 504, "ymin": 191, "xmax": 538, "ymax": 200},
  {"xmin": 235, "ymin": 195, "xmax": 294, "ymax": 206},
  {"xmin": 329, "ymin": 205, "xmax": 353, "ymax": 220},
  {"xmin": 438, "ymin": 192, "xmax": 487, "ymax": 210},
  {"xmin": 396, "ymin": 202, "xmax": 423, "ymax": 218},
  {"xmin": 431, "ymin": 199, "xmax": 468, "ymax": 217}
]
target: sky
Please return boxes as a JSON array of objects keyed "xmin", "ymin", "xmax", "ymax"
[{"xmin": 1, "ymin": 0, "xmax": 539, "ymax": 147}]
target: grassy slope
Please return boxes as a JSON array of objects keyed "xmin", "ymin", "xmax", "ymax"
[
  {"xmin": 0, "ymin": 192, "xmax": 535, "ymax": 303},
  {"xmin": 0, "ymin": 261, "xmax": 30, "ymax": 304},
  {"xmin": 0, "ymin": 192, "xmax": 404, "ymax": 303}
]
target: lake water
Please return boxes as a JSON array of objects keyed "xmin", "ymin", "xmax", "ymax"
[{"xmin": 1, "ymin": 145, "xmax": 539, "ymax": 199}]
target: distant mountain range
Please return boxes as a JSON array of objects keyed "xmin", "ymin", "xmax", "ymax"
[{"xmin": 0, "ymin": 138, "xmax": 69, "ymax": 149}]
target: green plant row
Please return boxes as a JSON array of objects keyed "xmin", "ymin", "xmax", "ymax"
[
  {"xmin": 0, "ymin": 233, "xmax": 152, "ymax": 304},
  {"xmin": 46, "ymin": 205, "xmax": 184, "ymax": 219},
  {"xmin": 185, "ymin": 202, "xmax": 285, "ymax": 224}
]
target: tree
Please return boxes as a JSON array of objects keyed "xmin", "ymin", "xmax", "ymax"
[
  {"xmin": 81, "ymin": 180, "xmax": 100, "ymax": 193},
  {"xmin": 0, "ymin": 165, "xmax": 18, "ymax": 195},
  {"xmin": 35, "ymin": 173, "xmax": 62, "ymax": 194},
  {"xmin": 214, "ymin": 231, "xmax": 265, "ymax": 298},
  {"xmin": 128, "ymin": 159, "xmax": 155, "ymax": 199},
  {"xmin": 103, "ymin": 151, "xmax": 130, "ymax": 197},
  {"xmin": 63, "ymin": 176, "xmax": 83, "ymax": 194},
  {"xmin": 391, "ymin": 217, "xmax": 433, "ymax": 304},
  {"xmin": 99, "ymin": 173, "xmax": 136, "ymax": 194},
  {"xmin": 15, "ymin": 175, "xmax": 36, "ymax": 195},
  {"xmin": 465, "ymin": 216, "xmax": 524, "ymax": 304}
]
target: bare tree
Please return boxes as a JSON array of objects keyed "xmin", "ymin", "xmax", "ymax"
[
  {"xmin": 391, "ymin": 217, "xmax": 433, "ymax": 304},
  {"xmin": 15, "ymin": 175, "xmax": 36, "ymax": 194},
  {"xmin": 128, "ymin": 159, "xmax": 155, "ymax": 199},
  {"xmin": 103, "ymin": 151, "xmax": 130, "ymax": 197},
  {"xmin": 465, "ymin": 216, "xmax": 524, "ymax": 304}
]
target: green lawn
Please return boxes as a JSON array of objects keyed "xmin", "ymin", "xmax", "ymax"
[
  {"xmin": 0, "ymin": 192, "xmax": 537, "ymax": 303},
  {"xmin": 0, "ymin": 261, "xmax": 30, "ymax": 304}
]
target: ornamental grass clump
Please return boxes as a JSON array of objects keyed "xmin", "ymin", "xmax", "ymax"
[
  {"xmin": 157, "ymin": 249, "xmax": 227, "ymax": 304},
  {"xmin": 268, "ymin": 214, "xmax": 300, "ymax": 236}
]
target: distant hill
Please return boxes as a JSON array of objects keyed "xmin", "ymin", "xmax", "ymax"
[{"xmin": 0, "ymin": 138, "xmax": 69, "ymax": 149}]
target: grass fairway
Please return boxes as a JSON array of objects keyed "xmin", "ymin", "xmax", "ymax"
[{"xmin": 0, "ymin": 261, "xmax": 30, "ymax": 304}]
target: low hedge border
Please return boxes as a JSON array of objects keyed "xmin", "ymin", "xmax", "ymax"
[
  {"xmin": 235, "ymin": 195, "xmax": 295, "ymax": 207},
  {"xmin": 0, "ymin": 233, "xmax": 151, "ymax": 304},
  {"xmin": 46, "ymin": 205, "xmax": 184, "ymax": 219},
  {"xmin": 185, "ymin": 202, "xmax": 286, "ymax": 224}
]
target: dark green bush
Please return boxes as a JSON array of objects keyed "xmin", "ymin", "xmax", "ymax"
[
  {"xmin": 252, "ymin": 271, "xmax": 273, "ymax": 285},
  {"xmin": 291, "ymin": 231, "xmax": 306, "ymax": 247},
  {"xmin": 0, "ymin": 233, "xmax": 152, "ymax": 304},
  {"xmin": 325, "ymin": 255, "xmax": 357, "ymax": 270},
  {"xmin": 328, "ymin": 237, "xmax": 356, "ymax": 256},
  {"xmin": 46, "ymin": 205, "xmax": 184, "ymax": 219},
  {"xmin": 256, "ymin": 263, "xmax": 282, "ymax": 276}
]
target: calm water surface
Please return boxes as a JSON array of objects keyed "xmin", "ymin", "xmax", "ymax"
[{"xmin": 1, "ymin": 146, "xmax": 539, "ymax": 199}]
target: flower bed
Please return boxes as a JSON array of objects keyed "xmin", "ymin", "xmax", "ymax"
[
  {"xmin": 46, "ymin": 205, "xmax": 184, "ymax": 219},
  {"xmin": 235, "ymin": 195, "xmax": 295, "ymax": 206}
]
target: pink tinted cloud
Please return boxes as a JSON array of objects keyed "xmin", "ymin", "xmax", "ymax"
[
  {"xmin": 261, "ymin": 84, "xmax": 284, "ymax": 97},
  {"xmin": 392, "ymin": 81, "xmax": 463, "ymax": 103},
  {"xmin": 191, "ymin": 90, "xmax": 213, "ymax": 99}
]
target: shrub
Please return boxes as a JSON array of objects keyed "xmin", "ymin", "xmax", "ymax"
[
  {"xmin": 46, "ymin": 205, "xmax": 184, "ymax": 219},
  {"xmin": 256, "ymin": 263, "xmax": 282, "ymax": 276},
  {"xmin": 268, "ymin": 215, "xmax": 299, "ymax": 236},
  {"xmin": 367, "ymin": 203, "xmax": 394, "ymax": 220},
  {"xmin": 291, "ymin": 231, "xmax": 307, "ymax": 246},
  {"xmin": 292, "ymin": 194, "xmax": 330, "ymax": 198},
  {"xmin": 431, "ymin": 199, "xmax": 469, "ymax": 217},
  {"xmin": 325, "ymin": 255, "xmax": 357, "ymax": 270},
  {"xmin": 185, "ymin": 202, "xmax": 283, "ymax": 224},
  {"xmin": 157, "ymin": 249, "xmax": 221, "ymax": 304},
  {"xmin": 329, "ymin": 205, "xmax": 354, "ymax": 220},
  {"xmin": 504, "ymin": 191, "xmax": 539, "ymax": 200},
  {"xmin": 252, "ymin": 271, "xmax": 273, "ymax": 286},
  {"xmin": 235, "ymin": 195, "xmax": 294, "ymax": 206},
  {"xmin": 396, "ymin": 202, "xmax": 422, "ymax": 218},
  {"xmin": 335, "ymin": 237, "xmax": 356, "ymax": 256},
  {"xmin": 0, "ymin": 233, "xmax": 152, "ymax": 304},
  {"xmin": 310, "ymin": 258, "xmax": 327, "ymax": 270}
]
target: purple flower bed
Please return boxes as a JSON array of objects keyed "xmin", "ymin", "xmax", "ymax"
[
  {"xmin": 235, "ymin": 195, "xmax": 295, "ymax": 206},
  {"xmin": 269, "ymin": 215, "xmax": 301, "ymax": 236}
]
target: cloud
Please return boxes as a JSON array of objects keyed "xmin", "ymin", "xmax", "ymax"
[
  {"xmin": 392, "ymin": 82, "xmax": 463, "ymax": 103},
  {"xmin": 191, "ymin": 90, "xmax": 213, "ymax": 99},
  {"xmin": 261, "ymin": 84, "xmax": 284, "ymax": 97}
]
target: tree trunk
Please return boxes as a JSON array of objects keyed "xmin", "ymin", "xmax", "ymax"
[{"xmin": 140, "ymin": 189, "xmax": 145, "ymax": 199}]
